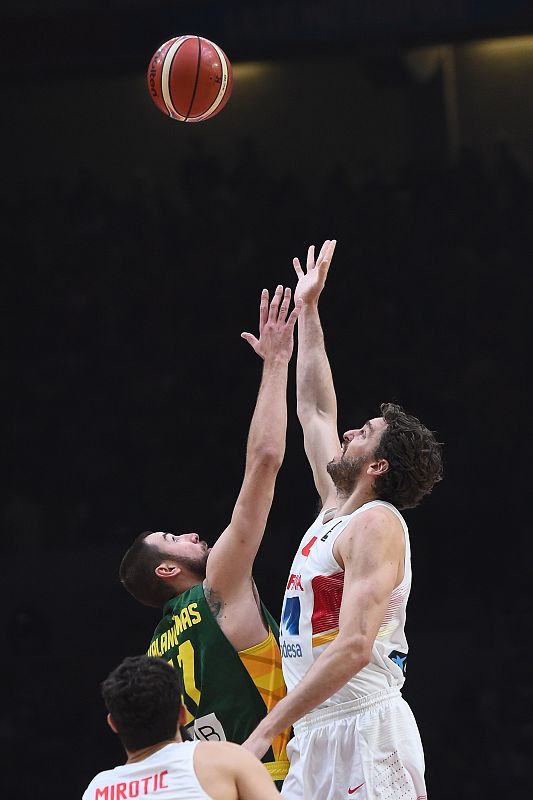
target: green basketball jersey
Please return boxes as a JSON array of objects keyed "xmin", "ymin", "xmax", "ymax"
[{"xmin": 147, "ymin": 582, "xmax": 289, "ymax": 782}]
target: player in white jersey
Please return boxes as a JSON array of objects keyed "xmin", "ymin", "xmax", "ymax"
[
  {"xmin": 243, "ymin": 241, "xmax": 443, "ymax": 800},
  {"xmin": 82, "ymin": 655, "xmax": 280, "ymax": 800}
]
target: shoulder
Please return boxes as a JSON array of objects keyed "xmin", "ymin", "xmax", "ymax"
[
  {"xmin": 197, "ymin": 740, "xmax": 261, "ymax": 769},
  {"xmin": 166, "ymin": 585, "xmax": 205, "ymax": 613},
  {"xmin": 337, "ymin": 504, "xmax": 404, "ymax": 562},
  {"xmin": 83, "ymin": 768, "xmax": 117, "ymax": 797},
  {"xmin": 352, "ymin": 503, "xmax": 403, "ymax": 535}
]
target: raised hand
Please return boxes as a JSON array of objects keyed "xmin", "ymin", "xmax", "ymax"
[
  {"xmin": 293, "ymin": 239, "xmax": 337, "ymax": 305},
  {"xmin": 241, "ymin": 285, "xmax": 302, "ymax": 362}
]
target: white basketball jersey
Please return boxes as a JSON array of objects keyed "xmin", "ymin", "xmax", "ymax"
[
  {"xmin": 82, "ymin": 742, "xmax": 213, "ymax": 800},
  {"xmin": 280, "ymin": 500, "xmax": 412, "ymax": 705}
]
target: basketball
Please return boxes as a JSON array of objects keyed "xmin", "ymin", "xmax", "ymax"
[{"xmin": 147, "ymin": 35, "xmax": 233, "ymax": 122}]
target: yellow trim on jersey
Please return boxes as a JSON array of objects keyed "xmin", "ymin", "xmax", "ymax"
[
  {"xmin": 238, "ymin": 628, "xmax": 286, "ymax": 704},
  {"xmin": 311, "ymin": 628, "xmax": 339, "ymax": 647},
  {"xmin": 238, "ymin": 627, "xmax": 290, "ymax": 765},
  {"xmin": 239, "ymin": 629, "xmax": 273, "ymax": 656},
  {"xmin": 264, "ymin": 759, "xmax": 290, "ymax": 781},
  {"xmin": 377, "ymin": 621, "xmax": 399, "ymax": 638}
]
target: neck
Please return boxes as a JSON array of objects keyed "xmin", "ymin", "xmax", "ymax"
[
  {"xmin": 171, "ymin": 574, "xmax": 204, "ymax": 597},
  {"xmin": 126, "ymin": 734, "xmax": 181, "ymax": 764},
  {"xmin": 335, "ymin": 485, "xmax": 377, "ymax": 517}
]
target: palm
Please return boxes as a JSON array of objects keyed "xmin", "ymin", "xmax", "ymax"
[
  {"xmin": 241, "ymin": 286, "xmax": 301, "ymax": 360},
  {"xmin": 293, "ymin": 240, "xmax": 336, "ymax": 304},
  {"xmin": 295, "ymin": 269, "xmax": 323, "ymax": 304}
]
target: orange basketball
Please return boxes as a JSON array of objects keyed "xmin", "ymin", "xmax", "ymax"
[{"xmin": 147, "ymin": 35, "xmax": 233, "ymax": 122}]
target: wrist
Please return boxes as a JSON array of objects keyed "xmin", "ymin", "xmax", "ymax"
[
  {"xmin": 299, "ymin": 298, "xmax": 320, "ymax": 312},
  {"xmin": 256, "ymin": 712, "xmax": 283, "ymax": 741},
  {"xmin": 263, "ymin": 353, "xmax": 290, "ymax": 369}
]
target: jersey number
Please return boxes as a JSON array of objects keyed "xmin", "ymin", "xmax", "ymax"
[{"xmin": 176, "ymin": 639, "xmax": 201, "ymax": 707}]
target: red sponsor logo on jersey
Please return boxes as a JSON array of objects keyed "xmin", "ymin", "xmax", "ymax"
[
  {"xmin": 301, "ymin": 536, "xmax": 317, "ymax": 557},
  {"xmin": 286, "ymin": 573, "xmax": 304, "ymax": 591},
  {"xmin": 348, "ymin": 783, "xmax": 365, "ymax": 794}
]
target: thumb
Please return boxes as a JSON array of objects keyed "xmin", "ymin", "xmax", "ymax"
[{"xmin": 241, "ymin": 332, "xmax": 259, "ymax": 349}]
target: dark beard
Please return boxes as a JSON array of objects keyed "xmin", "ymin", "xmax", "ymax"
[
  {"xmin": 327, "ymin": 454, "xmax": 369, "ymax": 498},
  {"xmin": 175, "ymin": 551, "xmax": 209, "ymax": 581}
]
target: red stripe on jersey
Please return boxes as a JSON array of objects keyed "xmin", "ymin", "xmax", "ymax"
[
  {"xmin": 311, "ymin": 572, "xmax": 344, "ymax": 634},
  {"xmin": 381, "ymin": 586, "xmax": 407, "ymax": 624}
]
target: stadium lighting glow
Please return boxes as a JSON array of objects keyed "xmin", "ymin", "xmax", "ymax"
[
  {"xmin": 232, "ymin": 62, "xmax": 271, "ymax": 81},
  {"xmin": 468, "ymin": 35, "xmax": 533, "ymax": 58}
]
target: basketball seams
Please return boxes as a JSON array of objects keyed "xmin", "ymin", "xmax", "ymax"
[
  {"xmin": 195, "ymin": 39, "xmax": 230, "ymax": 121},
  {"xmin": 184, "ymin": 36, "xmax": 203, "ymax": 122},
  {"xmin": 161, "ymin": 36, "xmax": 188, "ymax": 120}
]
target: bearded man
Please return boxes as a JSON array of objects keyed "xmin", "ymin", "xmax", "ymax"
[
  {"xmin": 243, "ymin": 241, "xmax": 443, "ymax": 800},
  {"xmin": 119, "ymin": 286, "xmax": 300, "ymax": 785}
]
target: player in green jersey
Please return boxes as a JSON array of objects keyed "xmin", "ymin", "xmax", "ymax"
[{"xmin": 119, "ymin": 285, "xmax": 300, "ymax": 783}]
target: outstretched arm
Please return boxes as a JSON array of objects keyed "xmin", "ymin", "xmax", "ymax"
[
  {"xmin": 205, "ymin": 286, "xmax": 301, "ymax": 602},
  {"xmin": 294, "ymin": 240, "xmax": 341, "ymax": 508}
]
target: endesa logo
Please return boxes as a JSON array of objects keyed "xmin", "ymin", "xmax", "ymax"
[{"xmin": 280, "ymin": 640, "xmax": 303, "ymax": 658}]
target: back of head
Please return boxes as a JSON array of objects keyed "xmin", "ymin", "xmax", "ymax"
[
  {"xmin": 102, "ymin": 655, "xmax": 182, "ymax": 751},
  {"xmin": 373, "ymin": 402, "xmax": 443, "ymax": 510},
  {"xmin": 119, "ymin": 531, "xmax": 175, "ymax": 608}
]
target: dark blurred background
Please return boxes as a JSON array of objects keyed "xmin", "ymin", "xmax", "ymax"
[{"xmin": 2, "ymin": 1, "xmax": 531, "ymax": 797}]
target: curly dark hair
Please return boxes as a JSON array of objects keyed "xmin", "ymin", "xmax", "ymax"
[
  {"xmin": 101, "ymin": 655, "xmax": 182, "ymax": 751},
  {"xmin": 119, "ymin": 532, "xmax": 176, "ymax": 609},
  {"xmin": 372, "ymin": 402, "xmax": 443, "ymax": 510}
]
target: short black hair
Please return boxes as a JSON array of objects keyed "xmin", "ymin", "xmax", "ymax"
[
  {"xmin": 119, "ymin": 532, "xmax": 176, "ymax": 608},
  {"xmin": 373, "ymin": 402, "xmax": 443, "ymax": 510},
  {"xmin": 101, "ymin": 655, "xmax": 182, "ymax": 750}
]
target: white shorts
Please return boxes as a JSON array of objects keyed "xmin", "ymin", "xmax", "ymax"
[{"xmin": 282, "ymin": 688, "xmax": 427, "ymax": 800}]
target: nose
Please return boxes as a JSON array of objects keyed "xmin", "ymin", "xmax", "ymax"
[
  {"xmin": 186, "ymin": 533, "xmax": 200, "ymax": 544},
  {"xmin": 343, "ymin": 430, "xmax": 355, "ymax": 443}
]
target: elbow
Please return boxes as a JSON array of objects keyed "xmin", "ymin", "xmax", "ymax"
[
  {"xmin": 297, "ymin": 400, "xmax": 332, "ymax": 423},
  {"xmin": 341, "ymin": 635, "xmax": 372, "ymax": 674},
  {"xmin": 250, "ymin": 447, "xmax": 284, "ymax": 473}
]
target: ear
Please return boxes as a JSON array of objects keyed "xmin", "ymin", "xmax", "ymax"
[
  {"xmin": 178, "ymin": 704, "xmax": 187, "ymax": 726},
  {"xmin": 155, "ymin": 562, "xmax": 181, "ymax": 581},
  {"xmin": 107, "ymin": 713, "xmax": 119, "ymax": 735},
  {"xmin": 367, "ymin": 458, "xmax": 389, "ymax": 477}
]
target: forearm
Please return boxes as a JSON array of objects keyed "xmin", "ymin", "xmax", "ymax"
[
  {"xmin": 246, "ymin": 356, "xmax": 289, "ymax": 466},
  {"xmin": 296, "ymin": 303, "xmax": 337, "ymax": 420},
  {"xmin": 256, "ymin": 635, "xmax": 368, "ymax": 738}
]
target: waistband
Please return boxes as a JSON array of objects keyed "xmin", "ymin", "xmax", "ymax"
[
  {"xmin": 263, "ymin": 759, "xmax": 290, "ymax": 781},
  {"xmin": 294, "ymin": 687, "xmax": 402, "ymax": 733}
]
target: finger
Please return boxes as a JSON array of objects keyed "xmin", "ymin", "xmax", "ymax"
[
  {"xmin": 278, "ymin": 286, "xmax": 292, "ymax": 323},
  {"xmin": 317, "ymin": 239, "xmax": 336, "ymax": 276},
  {"xmin": 286, "ymin": 298, "xmax": 303, "ymax": 328},
  {"xmin": 241, "ymin": 332, "xmax": 259, "ymax": 350},
  {"xmin": 259, "ymin": 288, "xmax": 269, "ymax": 332},
  {"xmin": 268, "ymin": 284, "xmax": 283, "ymax": 321},
  {"xmin": 316, "ymin": 239, "xmax": 330, "ymax": 265},
  {"xmin": 293, "ymin": 257, "xmax": 304, "ymax": 277},
  {"xmin": 306, "ymin": 245, "xmax": 315, "ymax": 273}
]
